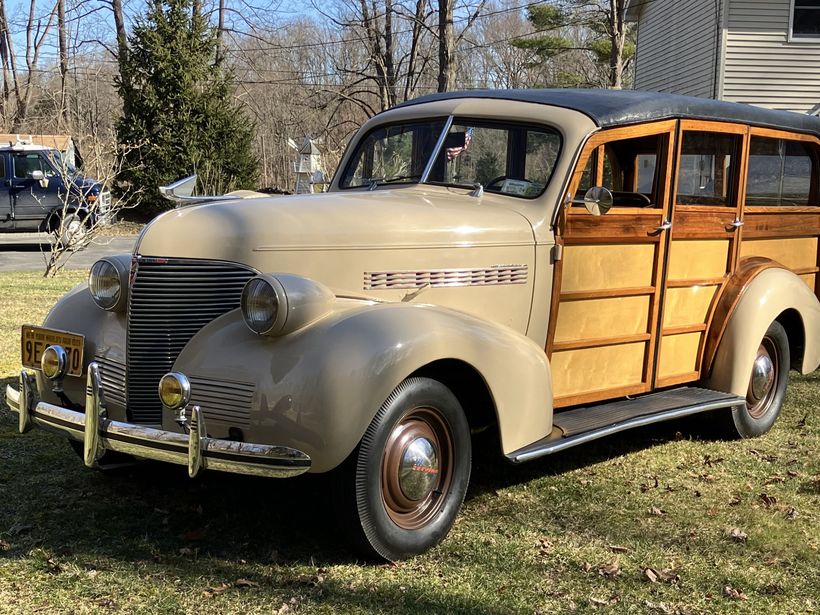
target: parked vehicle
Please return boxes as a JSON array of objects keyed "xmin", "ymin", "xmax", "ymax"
[
  {"xmin": 6, "ymin": 90, "xmax": 820, "ymax": 560},
  {"xmin": 0, "ymin": 140, "xmax": 111, "ymax": 242}
]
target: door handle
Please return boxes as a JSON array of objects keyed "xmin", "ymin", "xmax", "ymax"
[
  {"xmin": 726, "ymin": 218, "xmax": 744, "ymax": 231},
  {"xmin": 649, "ymin": 219, "xmax": 672, "ymax": 236}
]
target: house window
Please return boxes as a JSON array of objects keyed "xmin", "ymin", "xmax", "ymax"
[{"xmin": 792, "ymin": 0, "xmax": 820, "ymax": 39}]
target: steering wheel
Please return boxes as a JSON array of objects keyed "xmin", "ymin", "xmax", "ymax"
[{"xmin": 484, "ymin": 175, "xmax": 508, "ymax": 190}]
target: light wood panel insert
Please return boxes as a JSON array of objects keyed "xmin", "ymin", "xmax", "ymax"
[
  {"xmin": 561, "ymin": 244, "xmax": 655, "ymax": 293},
  {"xmin": 662, "ymin": 285, "xmax": 719, "ymax": 328},
  {"xmin": 667, "ymin": 240, "xmax": 731, "ymax": 280},
  {"xmin": 551, "ymin": 342, "xmax": 646, "ymax": 399},
  {"xmin": 657, "ymin": 332, "xmax": 702, "ymax": 379},
  {"xmin": 739, "ymin": 237, "xmax": 818, "ymax": 271},
  {"xmin": 554, "ymin": 295, "xmax": 650, "ymax": 343}
]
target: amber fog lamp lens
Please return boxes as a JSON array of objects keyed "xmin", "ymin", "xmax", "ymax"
[
  {"xmin": 241, "ymin": 278, "xmax": 280, "ymax": 335},
  {"xmin": 89, "ymin": 259, "xmax": 121, "ymax": 310},
  {"xmin": 158, "ymin": 372, "xmax": 191, "ymax": 410},
  {"xmin": 41, "ymin": 345, "xmax": 68, "ymax": 380}
]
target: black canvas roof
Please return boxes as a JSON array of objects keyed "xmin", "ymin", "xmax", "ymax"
[{"xmin": 395, "ymin": 89, "xmax": 820, "ymax": 136}]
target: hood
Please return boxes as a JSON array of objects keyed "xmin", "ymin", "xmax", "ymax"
[{"xmin": 135, "ymin": 186, "xmax": 535, "ymax": 266}]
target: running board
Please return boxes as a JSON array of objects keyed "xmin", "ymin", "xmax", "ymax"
[{"xmin": 507, "ymin": 387, "xmax": 744, "ymax": 464}]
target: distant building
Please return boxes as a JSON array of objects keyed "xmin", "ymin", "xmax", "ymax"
[
  {"xmin": 0, "ymin": 133, "xmax": 81, "ymax": 167},
  {"xmin": 289, "ymin": 137, "xmax": 326, "ymax": 194},
  {"xmin": 625, "ymin": 0, "xmax": 820, "ymax": 113}
]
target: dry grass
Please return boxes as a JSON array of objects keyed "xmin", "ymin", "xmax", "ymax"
[{"xmin": 0, "ymin": 271, "xmax": 818, "ymax": 614}]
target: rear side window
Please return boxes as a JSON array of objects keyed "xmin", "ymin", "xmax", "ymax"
[
  {"xmin": 745, "ymin": 137, "xmax": 815, "ymax": 206},
  {"xmin": 676, "ymin": 131, "xmax": 741, "ymax": 206}
]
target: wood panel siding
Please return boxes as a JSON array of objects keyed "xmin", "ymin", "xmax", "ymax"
[
  {"xmin": 723, "ymin": 0, "xmax": 820, "ymax": 112},
  {"xmin": 632, "ymin": 0, "xmax": 721, "ymax": 98}
]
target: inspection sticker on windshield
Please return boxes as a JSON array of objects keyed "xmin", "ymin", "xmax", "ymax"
[{"xmin": 21, "ymin": 325, "xmax": 84, "ymax": 376}]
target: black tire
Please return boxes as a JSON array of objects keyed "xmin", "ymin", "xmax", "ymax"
[
  {"xmin": 724, "ymin": 321, "xmax": 790, "ymax": 438},
  {"xmin": 336, "ymin": 377, "xmax": 472, "ymax": 561}
]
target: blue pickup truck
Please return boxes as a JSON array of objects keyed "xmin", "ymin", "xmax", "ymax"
[{"xmin": 0, "ymin": 141, "xmax": 111, "ymax": 243}]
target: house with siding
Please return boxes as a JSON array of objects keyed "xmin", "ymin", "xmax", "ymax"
[{"xmin": 624, "ymin": 0, "xmax": 820, "ymax": 113}]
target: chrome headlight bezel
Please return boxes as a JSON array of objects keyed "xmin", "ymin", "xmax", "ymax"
[
  {"xmin": 241, "ymin": 274, "xmax": 334, "ymax": 337},
  {"xmin": 88, "ymin": 255, "xmax": 130, "ymax": 312}
]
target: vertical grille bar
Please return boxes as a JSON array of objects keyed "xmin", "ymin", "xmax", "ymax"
[{"xmin": 126, "ymin": 257, "xmax": 256, "ymax": 424}]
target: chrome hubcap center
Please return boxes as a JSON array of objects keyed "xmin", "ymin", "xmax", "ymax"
[
  {"xmin": 750, "ymin": 353, "xmax": 775, "ymax": 402},
  {"xmin": 398, "ymin": 437, "xmax": 439, "ymax": 501}
]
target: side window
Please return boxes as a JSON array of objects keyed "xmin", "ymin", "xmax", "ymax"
[
  {"xmin": 0, "ymin": 155, "xmax": 5, "ymax": 180},
  {"xmin": 746, "ymin": 137, "xmax": 815, "ymax": 206},
  {"xmin": 13, "ymin": 153, "xmax": 50, "ymax": 179},
  {"xmin": 676, "ymin": 131, "xmax": 740, "ymax": 206},
  {"xmin": 575, "ymin": 133, "xmax": 665, "ymax": 207}
]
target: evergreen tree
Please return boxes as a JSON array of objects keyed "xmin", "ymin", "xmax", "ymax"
[{"xmin": 116, "ymin": 0, "xmax": 258, "ymax": 219}]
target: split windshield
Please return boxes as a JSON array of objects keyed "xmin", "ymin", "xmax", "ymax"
[{"xmin": 340, "ymin": 117, "xmax": 562, "ymax": 199}]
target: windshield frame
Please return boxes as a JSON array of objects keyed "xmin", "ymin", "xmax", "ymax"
[{"xmin": 338, "ymin": 114, "xmax": 563, "ymax": 200}]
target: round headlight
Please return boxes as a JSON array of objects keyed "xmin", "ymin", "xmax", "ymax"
[
  {"xmin": 89, "ymin": 259, "xmax": 122, "ymax": 310},
  {"xmin": 41, "ymin": 345, "xmax": 68, "ymax": 381},
  {"xmin": 158, "ymin": 372, "xmax": 191, "ymax": 410},
  {"xmin": 241, "ymin": 277, "xmax": 284, "ymax": 335}
]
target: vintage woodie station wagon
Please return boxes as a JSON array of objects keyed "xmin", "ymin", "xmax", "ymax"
[{"xmin": 6, "ymin": 90, "xmax": 820, "ymax": 560}]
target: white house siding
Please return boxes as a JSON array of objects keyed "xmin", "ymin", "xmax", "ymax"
[
  {"xmin": 633, "ymin": 0, "xmax": 720, "ymax": 98},
  {"xmin": 723, "ymin": 0, "xmax": 820, "ymax": 113}
]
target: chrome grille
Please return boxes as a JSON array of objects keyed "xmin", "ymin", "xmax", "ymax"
[
  {"xmin": 189, "ymin": 377, "xmax": 254, "ymax": 427},
  {"xmin": 95, "ymin": 355, "xmax": 127, "ymax": 410},
  {"xmin": 127, "ymin": 257, "xmax": 256, "ymax": 424},
  {"xmin": 364, "ymin": 265, "xmax": 528, "ymax": 290}
]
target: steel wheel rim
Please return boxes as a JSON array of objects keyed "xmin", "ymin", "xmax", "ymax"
[
  {"xmin": 746, "ymin": 336, "xmax": 778, "ymax": 419},
  {"xmin": 381, "ymin": 406, "xmax": 454, "ymax": 530}
]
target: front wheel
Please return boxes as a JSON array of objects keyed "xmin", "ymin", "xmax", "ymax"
[
  {"xmin": 724, "ymin": 321, "xmax": 790, "ymax": 438},
  {"xmin": 338, "ymin": 377, "xmax": 472, "ymax": 561}
]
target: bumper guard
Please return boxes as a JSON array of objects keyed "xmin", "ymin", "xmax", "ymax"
[{"xmin": 4, "ymin": 363, "xmax": 311, "ymax": 478}]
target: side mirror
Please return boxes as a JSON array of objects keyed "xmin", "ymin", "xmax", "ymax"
[
  {"xmin": 30, "ymin": 170, "xmax": 44, "ymax": 181},
  {"xmin": 583, "ymin": 186, "xmax": 613, "ymax": 216}
]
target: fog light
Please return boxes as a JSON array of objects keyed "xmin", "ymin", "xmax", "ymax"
[
  {"xmin": 41, "ymin": 345, "xmax": 68, "ymax": 381},
  {"xmin": 158, "ymin": 372, "xmax": 191, "ymax": 410}
]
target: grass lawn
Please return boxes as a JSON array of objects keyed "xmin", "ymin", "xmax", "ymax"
[{"xmin": 0, "ymin": 270, "xmax": 818, "ymax": 614}]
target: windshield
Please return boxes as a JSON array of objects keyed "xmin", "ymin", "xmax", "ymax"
[
  {"xmin": 340, "ymin": 116, "xmax": 561, "ymax": 198},
  {"xmin": 50, "ymin": 151, "xmax": 77, "ymax": 176},
  {"xmin": 340, "ymin": 119, "xmax": 447, "ymax": 188}
]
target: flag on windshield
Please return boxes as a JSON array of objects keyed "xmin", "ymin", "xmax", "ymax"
[{"xmin": 446, "ymin": 127, "xmax": 474, "ymax": 161}]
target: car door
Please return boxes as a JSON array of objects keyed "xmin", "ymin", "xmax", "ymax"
[
  {"xmin": 10, "ymin": 152, "xmax": 63, "ymax": 229},
  {"xmin": 547, "ymin": 121, "xmax": 676, "ymax": 407},
  {"xmin": 0, "ymin": 153, "xmax": 11, "ymax": 229}
]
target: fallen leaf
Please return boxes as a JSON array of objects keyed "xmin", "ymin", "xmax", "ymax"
[
  {"xmin": 0, "ymin": 539, "xmax": 10, "ymax": 551},
  {"xmin": 641, "ymin": 475, "xmax": 660, "ymax": 492},
  {"xmin": 787, "ymin": 470, "xmax": 800, "ymax": 478},
  {"xmin": 598, "ymin": 560, "xmax": 621, "ymax": 577},
  {"xmin": 727, "ymin": 528, "xmax": 748, "ymax": 543},
  {"xmin": 234, "ymin": 578, "xmax": 259, "ymax": 589},
  {"xmin": 723, "ymin": 585, "xmax": 748, "ymax": 601},
  {"xmin": 785, "ymin": 507, "xmax": 799, "ymax": 520},
  {"xmin": 704, "ymin": 455, "xmax": 724, "ymax": 466},
  {"xmin": 764, "ymin": 475, "xmax": 785, "ymax": 485},
  {"xmin": 759, "ymin": 493, "xmax": 777, "ymax": 508},
  {"xmin": 582, "ymin": 562, "xmax": 593, "ymax": 573},
  {"xmin": 649, "ymin": 506, "xmax": 665, "ymax": 516},
  {"xmin": 538, "ymin": 538, "xmax": 554, "ymax": 556},
  {"xmin": 797, "ymin": 414, "xmax": 808, "ymax": 428},
  {"xmin": 295, "ymin": 574, "xmax": 324, "ymax": 587},
  {"xmin": 202, "ymin": 583, "xmax": 231, "ymax": 598},
  {"xmin": 589, "ymin": 597, "xmax": 609, "ymax": 607},
  {"xmin": 153, "ymin": 507, "xmax": 169, "ymax": 515},
  {"xmin": 643, "ymin": 567, "xmax": 679, "ymax": 584},
  {"xmin": 8, "ymin": 524, "xmax": 33, "ymax": 536},
  {"xmin": 178, "ymin": 547, "xmax": 195, "ymax": 557},
  {"xmin": 608, "ymin": 545, "xmax": 629, "ymax": 553},
  {"xmin": 46, "ymin": 558, "xmax": 63, "ymax": 574},
  {"xmin": 728, "ymin": 495, "xmax": 742, "ymax": 506}
]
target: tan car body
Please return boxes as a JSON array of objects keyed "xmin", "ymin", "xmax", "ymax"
[{"xmin": 25, "ymin": 93, "xmax": 820, "ymax": 474}]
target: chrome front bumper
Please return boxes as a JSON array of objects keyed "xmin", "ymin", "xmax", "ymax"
[{"xmin": 4, "ymin": 363, "xmax": 311, "ymax": 478}]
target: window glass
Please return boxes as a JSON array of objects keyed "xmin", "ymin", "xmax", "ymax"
[
  {"xmin": 676, "ymin": 132, "xmax": 739, "ymax": 206},
  {"xmin": 429, "ymin": 121, "xmax": 561, "ymax": 198},
  {"xmin": 793, "ymin": 0, "xmax": 820, "ymax": 38},
  {"xmin": 0, "ymin": 155, "xmax": 5, "ymax": 180},
  {"xmin": 574, "ymin": 133, "xmax": 664, "ymax": 207},
  {"xmin": 746, "ymin": 137, "xmax": 814, "ymax": 206},
  {"xmin": 341, "ymin": 119, "xmax": 446, "ymax": 188},
  {"xmin": 13, "ymin": 153, "xmax": 56, "ymax": 179}
]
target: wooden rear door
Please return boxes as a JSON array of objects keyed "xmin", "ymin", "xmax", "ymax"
[{"xmin": 548, "ymin": 121, "xmax": 676, "ymax": 407}]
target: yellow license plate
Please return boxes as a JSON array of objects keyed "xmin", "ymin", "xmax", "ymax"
[{"xmin": 21, "ymin": 325, "xmax": 85, "ymax": 376}]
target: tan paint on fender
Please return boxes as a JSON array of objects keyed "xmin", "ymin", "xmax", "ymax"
[{"xmin": 705, "ymin": 268, "xmax": 820, "ymax": 397}]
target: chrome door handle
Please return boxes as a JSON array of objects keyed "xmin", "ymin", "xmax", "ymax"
[
  {"xmin": 649, "ymin": 219, "xmax": 672, "ymax": 235},
  {"xmin": 727, "ymin": 218, "xmax": 744, "ymax": 229}
]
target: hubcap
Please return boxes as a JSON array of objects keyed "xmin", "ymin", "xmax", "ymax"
[
  {"xmin": 381, "ymin": 407, "xmax": 453, "ymax": 530},
  {"xmin": 746, "ymin": 338, "xmax": 778, "ymax": 419},
  {"xmin": 398, "ymin": 437, "xmax": 439, "ymax": 501}
]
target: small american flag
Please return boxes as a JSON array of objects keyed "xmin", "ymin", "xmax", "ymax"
[{"xmin": 446, "ymin": 127, "xmax": 473, "ymax": 161}]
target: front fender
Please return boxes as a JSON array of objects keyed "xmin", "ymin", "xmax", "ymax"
[
  {"xmin": 173, "ymin": 301, "xmax": 552, "ymax": 473},
  {"xmin": 705, "ymin": 267, "xmax": 820, "ymax": 397}
]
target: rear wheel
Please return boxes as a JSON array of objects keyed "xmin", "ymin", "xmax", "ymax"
[
  {"xmin": 337, "ymin": 377, "xmax": 471, "ymax": 561},
  {"xmin": 725, "ymin": 321, "xmax": 790, "ymax": 438}
]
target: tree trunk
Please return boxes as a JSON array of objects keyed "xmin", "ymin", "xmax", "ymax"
[
  {"xmin": 216, "ymin": 0, "xmax": 225, "ymax": 64},
  {"xmin": 403, "ymin": 0, "xmax": 426, "ymax": 101},
  {"xmin": 57, "ymin": 0, "xmax": 68, "ymax": 126},
  {"xmin": 437, "ymin": 0, "xmax": 454, "ymax": 92},
  {"xmin": 608, "ymin": 0, "xmax": 626, "ymax": 89}
]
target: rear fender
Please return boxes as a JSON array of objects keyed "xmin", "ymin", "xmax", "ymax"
[{"xmin": 174, "ymin": 301, "xmax": 553, "ymax": 473}]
